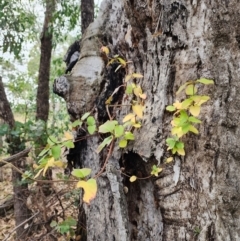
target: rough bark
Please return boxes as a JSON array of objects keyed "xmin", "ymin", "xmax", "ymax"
[
  {"xmin": 36, "ymin": 0, "xmax": 55, "ymax": 122},
  {"xmin": 0, "ymin": 77, "xmax": 15, "ymax": 128},
  {"xmin": 54, "ymin": 0, "xmax": 240, "ymax": 240},
  {"xmin": 81, "ymin": 0, "xmax": 94, "ymax": 34},
  {"xmin": 0, "ymin": 77, "xmax": 31, "ymax": 240}
]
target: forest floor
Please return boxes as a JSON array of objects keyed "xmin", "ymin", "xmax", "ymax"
[{"xmin": 0, "ymin": 165, "xmax": 80, "ymax": 241}]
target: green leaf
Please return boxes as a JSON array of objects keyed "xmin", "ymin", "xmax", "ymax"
[
  {"xmin": 72, "ymin": 168, "xmax": 92, "ymax": 179},
  {"xmin": 119, "ymin": 139, "xmax": 127, "ymax": 148},
  {"xmin": 63, "ymin": 140, "xmax": 74, "ymax": 148},
  {"xmin": 176, "ymin": 83, "xmax": 188, "ymax": 95},
  {"xmin": 51, "ymin": 145, "xmax": 61, "ymax": 160},
  {"xmin": 72, "ymin": 119, "xmax": 82, "ymax": 127},
  {"xmin": 87, "ymin": 116, "xmax": 95, "ymax": 126},
  {"xmin": 124, "ymin": 131, "xmax": 135, "ymax": 140},
  {"xmin": 188, "ymin": 116, "xmax": 201, "ymax": 123},
  {"xmin": 38, "ymin": 147, "xmax": 50, "ymax": 157},
  {"xmin": 98, "ymin": 120, "xmax": 118, "ymax": 133},
  {"xmin": 185, "ymin": 84, "xmax": 197, "ymax": 95},
  {"xmin": 166, "ymin": 138, "xmax": 176, "ymax": 149},
  {"xmin": 196, "ymin": 78, "xmax": 214, "ymax": 85},
  {"xmin": 191, "ymin": 95, "xmax": 210, "ymax": 105},
  {"xmin": 47, "ymin": 136, "xmax": 58, "ymax": 146},
  {"xmin": 181, "ymin": 98, "xmax": 193, "ymax": 109},
  {"xmin": 189, "ymin": 125, "xmax": 199, "ymax": 134},
  {"xmin": 151, "ymin": 165, "xmax": 162, "ymax": 176},
  {"xmin": 179, "ymin": 110, "xmax": 189, "ymax": 124},
  {"xmin": 50, "ymin": 220, "xmax": 58, "ymax": 227},
  {"xmin": 88, "ymin": 125, "xmax": 96, "ymax": 135},
  {"xmin": 166, "ymin": 105, "xmax": 176, "ymax": 112},
  {"xmin": 126, "ymin": 84, "xmax": 133, "ymax": 94},
  {"xmin": 176, "ymin": 141, "xmax": 184, "ymax": 149},
  {"xmin": 181, "ymin": 123, "xmax": 190, "ymax": 134},
  {"xmin": 81, "ymin": 112, "xmax": 91, "ymax": 121},
  {"xmin": 114, "ymin": 125, "xmax": 124, "ymax": 138},
  {"xmin": 96, "ymin": 135, "xmax": 113, "ymax": 153}
]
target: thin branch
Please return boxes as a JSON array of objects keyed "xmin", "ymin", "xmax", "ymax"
[
  {"xmin": 0, "ymin": 147, "xmax": 32, "ymax": 167},
  {"xmin": 3, "ymin": 211, "xmax": 40, "ymax": 241},
  {"xmin": 94, "ymin": 139, "xmax": 115, "ymax": 178}
]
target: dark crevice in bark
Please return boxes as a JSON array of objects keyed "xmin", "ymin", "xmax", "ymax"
[
  {"xmin": 96, "ymin": 63, "xmax": 125, "ymax": 122},
  {"xmin": 66, "ymin": 129, "xmax": 87, "ymax": 171},
  {"xmin": 76, "ymin": 202, "xmax": 87, "ymax": 241}
]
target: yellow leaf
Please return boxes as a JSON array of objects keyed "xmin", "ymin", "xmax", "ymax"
[
  {"xmin": 131, "ymin": 83, "xmax": 136, "ymax": 88},
  {"xmin": 189, "ymin": 105, "xmax": 200, "ymax": 117},
  {"xmin": 100, "ymin": 46, "xmax": 109, "ymax": 55},
  {"xmin": 133, "ymin": 85, "xmax": 142, "ymax": 97},
  {"xmin": 43, "ymin": 157, "xmax": 55, "ymax": 176},
  {"xmin": 189, "ymin": 125, "xmax": 199, "ymax": 134},
  {"xmin": 64, "ymin": 132, "xmax": 73, "ymax": 140},
  {"xmin": 33, "ymin": 164, "xmax": 39, "ymax": 169},
  {"xmin": 177, "ymin": 148, "xmax": 185, "ymax": 156},
  {"xmin": 173, "ymin": 100, "xmax": 182, "ymax": 109},
  {"xmin": 123, "ymin": 113, "xmax": 135, "ymax": 123},
  {"xmin": 171, "ymin": 127, "xmax": 184, "ymax": 138},
  {"xmin": 132, "ymin": 73, "xmax": 143, "ymax": 78},
  {"xmin": 105, "ymin": 96, "xmax": 112, "ymax": 105},
  {"xmin": 117, "ymin": 57, "xmax": 126, "ymax": 67},
  {"xmin": 130, "ymin": 175, "xmax": 137, "ymax": 182},
  {"xmin": 132, "ymin": 123, "xmax": 141, "ymax": 128},
  {"xmin": 77, "ymin": 179, "xmax": 97, "ymax": 204},
  {"xmin": 185, "ymin": 84, "xmax": 197, "ymax": 95},
  {"xmin": 125, "ymin": 74, "xmax": 132, "ymax": 82},
  {"xmin": 139, "ymin": 93, "xmax": 147, "ymax": 99},
  {"xmin": 132, "ymin": 105, "xmax": 143, "ymax": 118},
  {"xmin": 166, "ymin": 157, "xmax": 173, "ymax": 163},
  {"xmin": 54, "ymin": 160, "xmax": 67, "ymax": 168},
  {"xmin": 34, "ymin": 169, "xmax": 43, "ymax": 178}
]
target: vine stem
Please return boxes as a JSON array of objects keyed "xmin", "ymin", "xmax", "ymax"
[
  {"xmin": 94, "ymin": 139, "xmax": 115, "ymax": 179},
  {"xmin": 3, "ymin": 211, "xmax": 40, "ymax": 241},
  {"xmin": 0, "ymin": 159, "xmax": 77, "ymax": 184}
]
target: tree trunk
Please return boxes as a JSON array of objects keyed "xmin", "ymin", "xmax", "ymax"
[
  {"xmin": 54, "ymin": 0, "xmax": 240, "ymax": 240},
  {"xmin": 0, "ymin": 77, "xmax": 31, "ymax": 240},
  {"xmin": 36, "ymin": 0, "xmax": 55, "ymax": 122},
  {"xmin": 81, "ymin": 0, "xmax": 94, "ymax": 34}
]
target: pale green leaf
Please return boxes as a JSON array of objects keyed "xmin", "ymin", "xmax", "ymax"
[
  {"xmin": 114, "ymin": 125, "xmax": 124, "ymax": 138},
  {"xmin": 196, "ymin": 78, "xmax": 214, "ymax": 85},
  {"xmin": 72, "ymin": 168, "xmax": 91, "ymax": 179},
  {"xmin": 119, "ymin": 139, "xmax": 127, "ymax": 148},
  {"xmin": 98, "ymin": 120, "xmax": 118, "ymax": 133},
  {"xmin": 96, "ymin": 136, "xmax": 113, "ymax": 153}
]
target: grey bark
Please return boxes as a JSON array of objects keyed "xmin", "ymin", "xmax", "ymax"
[
  {"xmin": 54, "ymin": 0, "xmax": 240, "ymax": 240},
  {"xmin": 81, "ymin": 0, "xmax": 94, "ymax": 34}
]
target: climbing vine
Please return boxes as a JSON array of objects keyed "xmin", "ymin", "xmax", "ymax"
[{"xmin": 166, "ymin": 78, "xmax": 214, "ymax": 159}]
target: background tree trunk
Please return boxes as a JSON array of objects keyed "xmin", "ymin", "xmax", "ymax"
[
  {"xmin": 0, "ymin": 77, "xmax": 31, "ymax": 240},
  {"xmin": 36, "ymin": 0, "xmax": 55, "ymax": 122},
  {"xmin": 54, "ymin": 0, "xmax": 240, "ymax": 240},
  {"xmin": 81, "ymin": 0, "xmax": 94, "ymax": 34}
]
